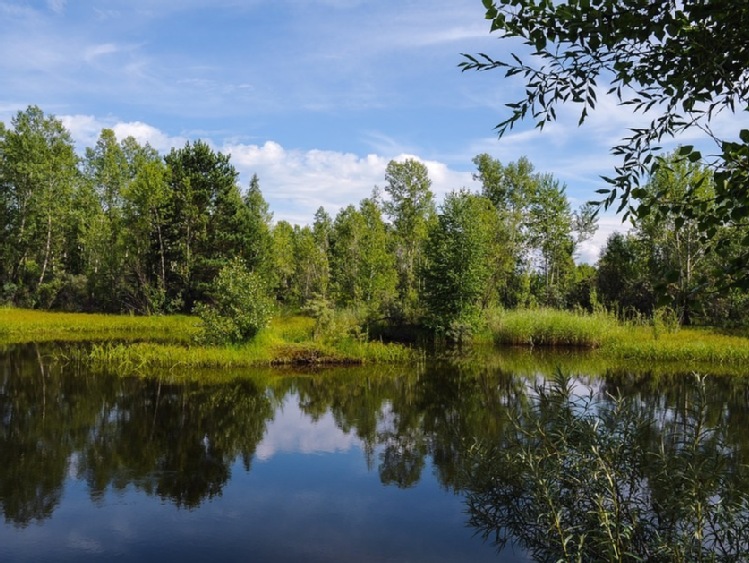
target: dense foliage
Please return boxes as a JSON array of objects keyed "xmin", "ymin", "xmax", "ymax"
[
  {"xmin": 461, "ymin": 0, "xmax": 749, "ymax": 285},
  {"xmin": 194, "ymin": 258, "xmax": 273, "ymax": 345},
  {"xmin": 1, "ymin": 105, "xmax": 749, "ymax": 338}
]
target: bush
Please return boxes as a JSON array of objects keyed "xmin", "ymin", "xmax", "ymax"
[{"xmin": 195, "ymin": 259, "xmax": 273, "ymax": 345}]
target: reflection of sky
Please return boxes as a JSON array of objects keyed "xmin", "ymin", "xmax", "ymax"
[{"xmin": 255, "ymin": 394, "xmax": 361, "ymax": 460}]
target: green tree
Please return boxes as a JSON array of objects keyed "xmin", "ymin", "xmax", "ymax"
[
  {"xmin": 240, "ymin": 174, "xmax": 274, "ymax": 280},
  {"xmin": 461, "ymin": 0, "xmax": 749, "ymax": 283},
  {"xmin": 526, "ymin": 174, "xmax": 575, "ymax": 307},
  {"xmin": 635, "ymin": 153, "xmax": 714, "ymax": 325},
  {"xmin": 329, "ymin": 205, "xmax": 366, "ymax": 308},
  {"xmin": 120, "ymin": 138, "xmax": 171, "ymax": 313},
  {"xmin": 195, "ymin": 257, "xmax": 273, "ymax": 344},
  {"xmin": 328, "ymin": 197, "xmax": 395, "ymax": 316},
  {"xmin": 597, "ymin": 232, "xmax": 654, "ymax": 318},
  {"xmin": 0, "ymin": 106, "xmax": 79, "ymax": 307},
  {"xmin": 162, "ymin": 140, "xmax": 241, "ymax": 311},
  {"xmin": 382, "ymin": 159, "xmax": 436, "ymax": 322},
  {"xmin": 270, "ymin": 220, "xmax": 296, "ymax": 304},
  {"xmin": 358, "ymin": 196, "xmax": 397, "ymax": 317},
  {"xmin": 82, "ymin": 129, "xmax": 129, "ymax": 310},
  {"xmin": 423, "ymin": 190, "xmax": 498, "ymax": 341},
  {"xmin": 292, "ymin": 225, "xmax": 328, "ymax": 306},
  {"xmin": 472, "ymin": 154, "xmax": 536, "ymax": 307}
]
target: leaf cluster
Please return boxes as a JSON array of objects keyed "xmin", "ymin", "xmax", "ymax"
[{"xmin": 461, "ymin": 0, "xmax": 749, "ymax": 283}]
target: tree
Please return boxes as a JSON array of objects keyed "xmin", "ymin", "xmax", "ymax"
[
  {"xmin": 634, "ymin": 152, "xmax": 715, "ymax": 324},
  {"xmin": 526, "ymin": 174, "xmax": 575, "ymax": 307},
  {"xmin": 423, "ymin": 190, "xmax": 497, "ymax": 341},
  {"xmin": 0, "ymin": 106, "xmax": 79, "ymax": 307},
  {"xmin": 195, "ymin": 257, "xmax": 273, "ymax": 344},
  {"xmin": 270, "ymin": 220, "xmax": 296, "ymax": 304},
  {"xmin": 382, "ymin": 159, "xmax": 436, "ymax": 321},
  {"xmin": 472, "ymin": 154, "xmax": 536, "ymax": 307},
  {"xmin": 329, "ymin": 205, "xmax": 366, "ymax": 308},
  {"xmin": 241, "ymin": 174, "xmax": 273, "ymax": 279},
  {"xmin": 82, "ymin": 129, "xmax": 129, "ymax": 310},
  {"xmin": 597, "ymin": 232, "xmax": 654, "ymax": 318},
  {"xmin": 357, "ymin": 196, "xmax": 397, "ymax": 317},
  {"xmin": 461, "ymin": 0, "xmax": 749, "ymax": 283},
  {"xmin": 292, "ymin": 225, "xmax": 328, "ymax": 306},
  {"xmin": 162, "ymin": 140, "xmax": 240, "ymax": 311},
  {"xmin": 120, "ymin": 137, "xmax": 170, "ymax": 313}
]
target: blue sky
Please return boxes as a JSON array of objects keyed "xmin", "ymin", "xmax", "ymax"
[{"xmin": 1, "ymin": 0, "xmax": 745, "ymax": 263}]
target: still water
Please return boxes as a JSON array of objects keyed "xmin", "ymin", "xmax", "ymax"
[{"xmin": 2, "ymin": 343, "xmax": 749, "ymax": 561}]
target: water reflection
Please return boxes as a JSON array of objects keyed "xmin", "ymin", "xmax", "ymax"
[
  {"xmin": 465, "ymin": 373, "xmax": 749, "ymax": 561},
  {"xmin": 1, "ymin": 344, "xmax": 749, "ymax": 561}
]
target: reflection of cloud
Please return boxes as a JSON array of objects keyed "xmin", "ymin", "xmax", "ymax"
[
  {"xmin": 67, "ymin": 532, "xmax": 104, "ymax": 554},
  {"xmin": 255, "ymin": 396, "xmax": 360, "ymax": 460}
]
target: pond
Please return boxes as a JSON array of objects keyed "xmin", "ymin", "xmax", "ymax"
[{"xmin": 2, "ymin": 343, "xmax": 749, "ymax": 562}]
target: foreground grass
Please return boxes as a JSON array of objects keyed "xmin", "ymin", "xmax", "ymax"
[{"xmin": 488, "ymin": 308, "xmax": 749, "ymax": 366}]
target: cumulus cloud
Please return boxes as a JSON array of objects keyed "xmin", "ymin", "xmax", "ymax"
[
  {"xmin": 59, "ymin": 114, "xmax": 187, "ymax": 154},
  {"xmin": 111, "ymin": 121, "xmax": 187, "ymax": 153},
  {"xmin": 225, "ymin": 141, "xmax": 476, "ymax": 225}
]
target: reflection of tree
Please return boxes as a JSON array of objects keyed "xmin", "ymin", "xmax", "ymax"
[
  {"xmin": 77, "ymin": 379, "xmax": 274, "ymax": 508},
  {"xmin": 0, "ymin": 345, "xmax": 106, "ymax": 526},
  {"xmin": 288, "ymin": 363, "xmax": 526, "ymax": 489},
  {"xmin": 465, "ymin": 372, "xmax": 749, "ymax": 562},
  {"xmin": 0, "ymin": 344, "xmax": 276, "ymax": 523}
]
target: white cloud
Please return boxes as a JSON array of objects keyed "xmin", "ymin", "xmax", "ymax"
[
  {"xmin": 577, "ymin": 213, "xmax": 631, "ymax": 265},
  {"xmin": 112, "ymin": 121, "xmax": 187, "ymax": 154},
  {"xmin": 226, "ymin": 141, "xmax": 476, "ymax": 225},
  {"xmin": 47, "ymin": 0, "xmax": 66, "ymax": 14},
  {"xmin": 60, "ymin": 114, "xmax": 187, "ymax": 154}
]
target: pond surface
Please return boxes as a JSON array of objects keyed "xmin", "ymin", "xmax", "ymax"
[{"xmin": 2, "ymin": 344, "xmax": 749, "ymax": 562}]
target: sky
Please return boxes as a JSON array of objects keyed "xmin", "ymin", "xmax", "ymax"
[{"xmin": 1, "ymin": 0, "xmax": 745, "ymax": 263}]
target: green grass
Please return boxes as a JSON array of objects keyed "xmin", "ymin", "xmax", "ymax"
[
  {"xmin": 5, "ymin": 306, "xmax": 749, "ymax": 372},
  {"xmin": 0, "ymin": 308, "xmax": 417, "ymax": 373},
  {"xmin": 487, "ymin": 307, "xmax": 749, "ymax": 367},
  {"xmin": 487, "ymin": 308, "xmax": 620, "ymax": 347},
  {"xmin": 0, "ymin": 307, "xmax": 199, "ymax": 343}
]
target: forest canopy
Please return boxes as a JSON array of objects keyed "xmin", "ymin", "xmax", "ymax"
[{"xmin": 1, "ymin": 105, "xmax": 748, "ymax": 335}]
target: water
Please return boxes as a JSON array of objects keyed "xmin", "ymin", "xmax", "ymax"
[{"xmin": 2, "ymin": 343, "xmax": 749, "ymax": 561}]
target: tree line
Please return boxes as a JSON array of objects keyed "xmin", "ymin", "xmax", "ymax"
[{"xmin": 1, "ymin": 106, "xmax": 747, "ymax": 337}]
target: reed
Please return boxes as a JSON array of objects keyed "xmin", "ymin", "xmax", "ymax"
[
  {"xmin": 488, "ymin": 307, "xmax": 620, "ymax": 347},
  {"xmin": 600, "ymin": 326, "xmax": 749, "ymax": 365},
  {"xmin": 487, "ymin": 308, "xmax": 749, "ymax": 367}
]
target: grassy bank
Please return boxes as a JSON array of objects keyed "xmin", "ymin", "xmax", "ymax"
[
  {"xmin": 0, "ymin": 308, "xmax": 417, "ymax": 372},
  {"xmin": 4, "ymin": 307, "xmax": 749, "ymax": 371},
  {"xmin": 487, "ymin": 308, "xmax": 749, "ymax": 366}
]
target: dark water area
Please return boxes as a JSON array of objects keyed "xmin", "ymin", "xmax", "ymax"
[{"xmin": 2, "ymin": 343, "xmax": 749, "ymax": 562}]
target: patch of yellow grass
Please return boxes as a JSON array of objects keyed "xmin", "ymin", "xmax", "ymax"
[{"xmin": 0, "ymin": 307, "xmax": 199, "ymax": 343}]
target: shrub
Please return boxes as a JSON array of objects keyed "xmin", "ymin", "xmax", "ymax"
[{"xmin": 195, "ymin": 258, "xmax": 273, "ymax": 345}]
